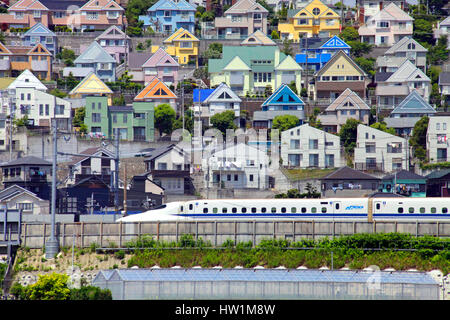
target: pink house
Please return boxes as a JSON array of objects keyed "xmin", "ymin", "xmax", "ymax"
[
  {"xmin": 95, "ymin": 25, "xmax": 130, "ymax": 64},
  {"xmin": 127, "ymin": 47, "xmax": 179, "ymax": 87}
]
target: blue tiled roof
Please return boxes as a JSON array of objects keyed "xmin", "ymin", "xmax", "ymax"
[
  {"xmin": 295, "ymin": 53, "xmax": 331, "ymax": 64},
  {"xmin": 193, "ymin": 89, "xmax": 214, "ymax": 103}
]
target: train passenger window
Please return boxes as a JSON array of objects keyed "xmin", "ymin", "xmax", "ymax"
[
  {"xmin": 322, "ymin": 207, "xmax": 327, "ymax": 213},
  {"xmin": 203, "ymin": 208, "xmax": 208, "ymax": 213},
  {"xmin": 261, "ymin": 207, "xmax": 267, "ymax": 213},
  {"xmin": 311, "ymin": 207, "xmax": 317, "ymax": 213},
  {"xmin": 251, "ymin": 207, "xmax": 257, "ymax": 213},
  {"xmin": 241, "ymin": 207, "xmax": 247, "ymax": 213},
  {"xmin": 213, "ymin": 208, "xmax": 218, "ymax": 213},
  {"xmin": 301, "ymin": 207, "xmax": 307, "ymax": 213},
  {"xmin": 271, "ymin": 207, "xmax": 277, "ymax": 213},
  {"xmin": 291, "ymin": 207, "xmax": 297, "ymax": 213},
  {"xmin": 398, "ymin": 207, "xmax": 403, "ymax": 213},
  {"xmin": 232, "ymin": 207, "xmax": 237, "ymax": 213},
  {"xmin": 409, "ymin": 207, "xmax": 414, "ymax": 213},
  {"xmin": 443, "ymin": 208, "xmax": 448, "ymax": 214},
  {"xmin": 376, "ymin": 203, "xmax": 381, "ymax": 210},
  {"xmin": 335, "ymin": 203, "xmax": 340, "ymax": 210},
  {"xmin": 420, "ymin": 207, "xmax": 425, "ymax": 213},
  {"xmin": 222, "ymin": 208, "xmax": 227, "ymax": 213},
  {"xmin": 281, "ymin": 207, "xmax": 286, "ymax": 213},
  {"xmin": 431, "ymin": 207, "xmax": 436, "ymax": 213},
  {"xmin": 189, "ymin": 204, "xmax": 193, "ymax": 210},
  {"xmin": 180, "ymin": 206, "xmax": 183, "ymax": 212}
]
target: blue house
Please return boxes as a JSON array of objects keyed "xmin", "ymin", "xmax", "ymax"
[
  {"xmin": 295, "ymin": 35, "xmax": 351, "ymax": 72},
  {"xmin": 70, "ymin": 41, "xmax": 117, "ymax": 83},
  {"xmin": 21, "ymin": 23, "xmax": 57, "ymax": 56},
  {"xmin": 139, "ymin": 0, "xmax": 196, "ymax": 34},
  {"xmin": 253, "ymin": 83, "xmax": 305, "ymax": 129}
]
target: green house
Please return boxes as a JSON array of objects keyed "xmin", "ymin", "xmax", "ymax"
[
  {"xmin": 380, "ymin": 170, "xmax": 426, "ymax": 197},
  {"xmin": 208, "ymin": 46, "xmax": 302, "ymax": 96},
  {"xmin": 85, "ymin": 96, "xmax": 155, "ymax": 141}
]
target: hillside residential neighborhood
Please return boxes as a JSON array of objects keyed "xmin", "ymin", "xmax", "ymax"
[{"xmin": 0, "ymin": 0, "xmax": 449, "ymax": 218}]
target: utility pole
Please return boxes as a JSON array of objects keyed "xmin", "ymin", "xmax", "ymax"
[
  {"xmin": 45, "ymin": 118, "xmax": 59, "ymax": 259},
  {"xmin": 123, "ymin": 164, "xmax": 127, "ymax": 216},
  {"xmin": 182, "ymin": 75, "xmax": 185, "ymax": 131},
  {"xmin": 114, "ymin": 132, "xmax": 120, "ymax": 216}
]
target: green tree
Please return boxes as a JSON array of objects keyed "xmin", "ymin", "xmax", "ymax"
[
  {"xmin": 155, "ymin": 104, "xmax": 176, "ymax": 135},
  {"xmin": 49, "ymin": 88, "xmax": 67, "ymax": 98},
  {"xmin": 72, "ymin": 107, "xmax": 85, "ymax": 128},
  {"xmin": 370, "ymin": 122, "xmax": 396, "ymax": 135},
  {"xmin": 26, "ymin": 273, "xmax": 71, "ymax": 300},
  {"xmin": 308, "ymin": 107, "xmax": 322, "ymax": 129},
  {"xmin": 413, "ymin": 18, "xmax": 434, "ymax": 44},
  {"xmin": 339, "ymin": 118, "xmax": 360, "ymax": 155},
  {"xmin": 272, "ymin": 114, "xmax": 299, "ymax": 132},
  {"xmin": 210, "ymin": 110, "xmax": 237, "ymax": 135},
  {"xmin": 202, "ymin": 42, "xmax": 223, "ymax": 60},
  {"xmin": 409, "ymin": 115, "xmax": 429, "ymax": 161},
  {"xmin": 348, "ymin": 41, "xmax": 373, "ymax": 58},
  {"xmin": 200, "ymin": 11, "xmax": 215, "ymax": 22},
  {"xmin": 428, "ymin": 35, "xmax": 449, "ymax": 65},
  {"xmin": 339, "ymin": 26, "xmax": 359, "ymax": 42},
  {"xmin": 112, "ymin": 94, "xmax": 125, "ymax": 106},
  {"xmin": 172, "ymin": 109, "xmax": 194, "ymax": 133},
  {"xmin": 69, "ymin": 286, "xmax": 112, "ymax": 300},
  {"xmin": 354, "ymin": 57, "xmax": 375, "ymax": 77},
  {"xmin": 271, "ymin": 29, "xmax": 280, "ymax": 39},
  {"xmin": 288, "ymin": 80, "xmax": 298, "ymax": 94},
  {"xmin": 281, "ymin": 38, "xmax": 293, "ymax": 56}
]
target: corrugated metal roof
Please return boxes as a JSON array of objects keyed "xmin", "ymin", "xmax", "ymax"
[{"xmin": 101, "ymin": 268, "xmax": 438, "ymax": 285}]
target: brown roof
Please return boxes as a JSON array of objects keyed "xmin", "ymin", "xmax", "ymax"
[
  {"xmin": 66, "ymin": 147, "xmax": 113, "ymax": 166},
  {"xmin": 325, "ymin": 88, "xmax": 371, "ymax": 112}
]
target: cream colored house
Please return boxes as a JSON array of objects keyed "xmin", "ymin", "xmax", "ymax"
[{"xmin": 426, "ymin": 116, "xmax": 450, "ymax": 163}]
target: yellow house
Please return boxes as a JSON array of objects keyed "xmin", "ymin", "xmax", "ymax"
[
  {"xmin": 151, "ymin": 28, "xmax": 199, "ymax": 67},
  {"xmin": 69, "ymin": 71, "xmax": 113, "ymax": 105},
  {"xmin": 278, "ymin": 0, "xmax": 341, "ymax": 42}
]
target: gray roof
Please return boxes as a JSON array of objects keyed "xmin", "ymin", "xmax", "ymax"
[
  {"xmin": 63, "ymin": 67, "xmax": 95, "ymax": 78},
  {"xmin": 382, "ymin": 169, "xmax": 426, "ymax": 181},
  {"xmin": 425, "ymin": 169, "xmax": 450, "ymax": 180},
  {"xmin": 127, "ymin": 52, "xmax": 153, "ymax": 70},
  {"xmin": 439, "ymin": 72, "xmax": 450, "ymax": 85},
  {"xmin": 74, "ymin": 41, "xmax": 116, "ymax": 64},
  {"xmin": 0, "ymin": 185, "xmax": 40, "ymax": 201},
  {"xmin": 321, "ymin": 166, "xmax": 380, "ymax": 181},
  {"xmin": 375, "ymin": 72, "xmax": 394, "ymax": 82},
  {"xmin": 143, "ymin": 144, "xmax": 176, "ymax": 162},
  {"xmin": 93, "ymin": 268, "xmax": 438, "ymax": 285},
  {"xmin": 0, "ymin": 156, "xmax": 51, "ymax": 167},
  {"xmin": 384, "ymin": 117, "xmax": 421, "ymax": 129}
]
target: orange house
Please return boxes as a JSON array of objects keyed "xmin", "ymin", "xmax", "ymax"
[
  {"xmin": 0, "ymin": 42, "xmax": 52, "ymax": 80},
  {"xmin": 134, "ymin": 76, "xmax": 178, "ymax": 112}
]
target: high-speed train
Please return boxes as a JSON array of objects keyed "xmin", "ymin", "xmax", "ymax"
[{"xmin": 116, "ymin": 197, "xmax": 450, "ymax": 222}]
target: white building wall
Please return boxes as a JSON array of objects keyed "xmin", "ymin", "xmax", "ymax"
[
  {"xmin": 281, "ymin": 124, "xmax": 342, "ymax": 168},
  {"xmin": 427, "ymin": 116, "xmax": 450, "ymax": 163},
  {"xmin": 354, "ymin": 124, "xmax": 408, "ymax": 172}
]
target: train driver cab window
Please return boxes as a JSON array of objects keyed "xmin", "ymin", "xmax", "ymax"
[
  {"xmin": 311, "ymin": 207, "xmax": 317, "ymax": 213},
  {"xmin": 431, "ymin": 207, "xmax": 436, "ymax": 213},
  {"xmin": 252, "ymin": 207, "xmax": 257, "ymax": 213},
  {"xmin": 398, "ymin": 207, "xmax": 403, "ymax": 213},
  {"xmin": 301, "ymin": 207, "xmax": 307, "ymax": 213},
  {"xmin": 261, "ymin": 207, "xmax": 267, "ymax": 213},
  {"xmin": 271, "ymin": 207, "xmax": 277, "ymax": 213},
  {"xmin": 189, "ymin": 204, "xmax": 193, "ymax": 211},
  {"xmin": 232, "ymin": 207, "xmax": 237, "ymax": 213},
  {"xmin": 291, "ymin": 207, "xmax": 297, "ymax": 213},
  {"xmin": 420, "ymin": 207, "xmax": 425, "ymax": 213},
  {"xmin": 213, "ymin": 208, "xmax": 218, "ymax": 213},
  {"xmin": 222, "ymin": 208, "xmax": 227, "ymax": 213},
  {"xmin": 443, "ymin": 208, "xmax": 448, "ymax": 214},
  {"xmin": 376, "ymin": 203, "xmax": 381, "ymax": 210},
  {"xmin": 335, "ymin": 203, "xmax": 340, "ymax": 210},
  {"xmin": 281, "ymin": 207, "xmax": 287, "ymax": 213},
  {"xmin": 322, "ymin": 207, "xmax": 327, "ymax": 213},
  {"xmin": 203, "ymin": 208, "xmax": 208, "ymax": 213},
  {"xmin": 241, "ymin": 207, "xmax": 247, "ymax": 213},
  {"xmin": 409, "ymin": 207, "xmax": 414, "ymax": 213}
]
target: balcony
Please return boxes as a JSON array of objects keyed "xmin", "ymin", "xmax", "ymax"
[
  {"xmin": 354, "ymin": 162, "xmax": 384, "ymax": 172},
  {"xmin": 0, "ymin": 59, "xmax": 10, "ymax": 71},
  {"xmin": 134, "ymin": 134, "xmax": 146, "ymax": 141},
  {"xmin": 31, "ymin": 60, "xmax": 49, "ymax": 72}
]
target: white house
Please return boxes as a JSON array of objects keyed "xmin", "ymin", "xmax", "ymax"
[
  {"xmin": 354, "ymin": 124, "xmax": 408, "ymax": 172},
  {"xmin": 202, "ymin": 143, "xmax": 269, "ymax": 189},
  {"xmin": 434, "ymin": 16, "xmax": 450, "ymax": 49},
  {"xmin": 426, "ymin": 116, "xmax": 450, "ymax": 163},
  {"xmin": 358, "ymin": 3, "xmax": 413, "ymax": 46},
  {"xmin": 281, "ymin": 124, "xmax": 343, "ymax": 168}
]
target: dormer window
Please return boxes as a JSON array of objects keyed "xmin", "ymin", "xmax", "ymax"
[
  {"xmin": 407, "ymin": 43, "xmax": 416, "ymax": 50},
  {"xmin": 312, "ymin": 8, "xmax": 320, "ymax": 15}
]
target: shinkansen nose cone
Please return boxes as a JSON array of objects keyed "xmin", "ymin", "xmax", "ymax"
[{"xmin": 116, "ymin": 202, "xmax": 187, "ymax": 222}]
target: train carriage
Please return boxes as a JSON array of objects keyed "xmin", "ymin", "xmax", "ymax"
[{"xmin": 117, "ymin": 197, "xmax": 450, "ymax": 222}]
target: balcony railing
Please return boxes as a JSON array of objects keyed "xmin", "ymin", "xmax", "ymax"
[
  {"xmin": 134, "ymin": 134, "xmax": 146, "ymax": 141},
  {"xmin": 354, "ymin": 162, "xmax": 384, "ymax": 172}
]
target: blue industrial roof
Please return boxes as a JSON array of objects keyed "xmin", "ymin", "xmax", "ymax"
[
  {"xmin": 94, "ymin": 268, "xmax": 438, "ymax": 285},
  {"xmin": 295, "ymin": 53, "xmax": 332, "ymax": 64},
  {"xmin": 193, "ymin": 89, "xmax": 215, "ymax": 103}
]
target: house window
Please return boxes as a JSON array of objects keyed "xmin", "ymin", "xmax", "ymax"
[
  {"xmin": 33, "ymin": 10, "xmax": 41, "ymax": 18},
  {"xmin": 164, "ymin": 10, "xmax": 171, "ymax": 17},
  {"xmin": 17, "ymin": 203, "xmax": 33, "ymax": 211},
  {"xmin": 309, "ymin": 139, "xmax": 318, "ymax": 150},
  {"xmin": 46, "ymin": 37, "xmax": 53, "ymax": 44},
  {"xmin": 312, "ymin": 7, "xmax": 320, "ymax": 15},
  {"xmin": 107, "ymin": 11, "xmax": 119, "ymax": 19},
  {"xmin": 157, "ymin": 163, "xmax": 167, "ymax": 170},
  {"xmin": 365, "ymin": 142, "xmax": 376, "ymax": 153},
  {"xmin": 123, "ymin": 114, "xmax": 127, "ymax": 123},
  {"xmin": 92, "ymin": 113, "xmax": 101, "ymax": 123},
  {"xmin": 112, "ymin": 114, "xmax": 117, "ymax": 123},
  {"xmin": 378, "ymin": 21, "xmax": 389, "ymax": 28},
  {"xmin": 15, "ymin": 12, "xmax": 24, "ymax": 19},
  {"xmin": 39, "ymin": 104, "xmax": 44, "ymax": 116},
  {"xmin": 249, "ymin": 174, "xmax": 254, "ymax": 182},
  {"xmin": 45, "ymin": 104, "xmax": 49, "ymax": 116},
  {"xmin": 254, "ymin": 13, "xmax": 262, "ymax": 20},
  {"xmin": 290, "ymin": 139, "xmax": 300, "ymax": 149},
  {"xmin": 55, "ymin": 105, "xmax": 65, "ymax": 115},
  {"xmin": 54, "ymin": 11, "xmax": 66, "ymax": 18},
  {"xmin": 180, "ymin": 42, "xmax": 192, "ymax": 48},
  {"xmin": 87, "ymin": 12, "xmax": 99, "ymax": 20}
]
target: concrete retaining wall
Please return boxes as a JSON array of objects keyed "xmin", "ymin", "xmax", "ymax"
[{"xmin": 20, "ymin": 219, "xmax": 450, "ymax": 249}]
